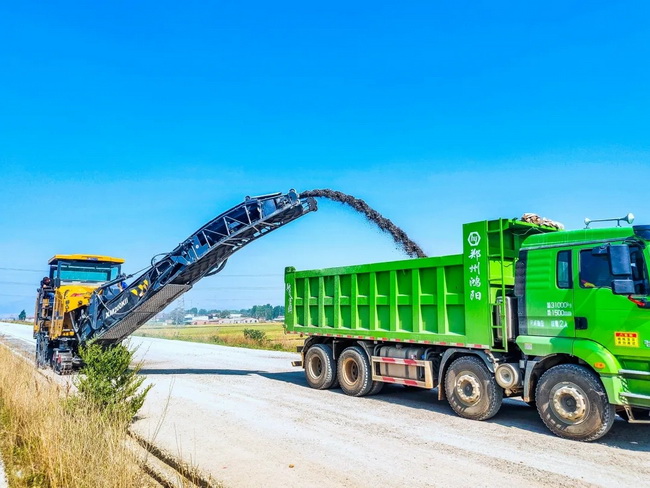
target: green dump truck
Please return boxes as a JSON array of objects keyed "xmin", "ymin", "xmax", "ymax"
[{"xmin": 284, "ymin": 216, "xmax": 650, "ymax": 441}]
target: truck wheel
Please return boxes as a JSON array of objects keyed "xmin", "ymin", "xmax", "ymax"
[
  {"xmin": 304, "ymin": 344, "xmax": 338, "ymax": 390},
  {"xmin": 445, "ymin": 356, "xmax": 503, "ymax": 421},
  {"xmin": 536, "ymin": 364, "xmax": 615, "ymax": 441},
  {"xmin": 337, "ymin": 346, "xmax": 377, "ymax": 397},
  {"xmin": 368, "ymin": 380, "xmax": 384, "ymax": 396}
]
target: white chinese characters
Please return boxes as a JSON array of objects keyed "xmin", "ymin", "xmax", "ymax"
[{"xmin": 468, "ymin": 244, "xmax": 482, "ymax": 301}]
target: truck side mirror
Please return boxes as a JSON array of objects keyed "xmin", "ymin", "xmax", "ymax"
[
  {"xmin": 609, "ymin": 244, "xmax": 632, "ymax": 276},
  {"xmin": 612, "ymin": 279, "xmax": 635, "ymax": 295}
]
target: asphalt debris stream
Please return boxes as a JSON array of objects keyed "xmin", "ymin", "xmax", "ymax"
[{"xmin": 300, "ymin": 189, "xmax": 427, "ymax": 258}]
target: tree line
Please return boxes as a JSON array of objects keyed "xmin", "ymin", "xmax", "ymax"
[{"xmin": 164, "ymin": 304, "xmax": 285, "ymax": 323}]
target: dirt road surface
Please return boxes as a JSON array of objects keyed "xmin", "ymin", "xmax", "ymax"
[{"xmin": 1, "ymin": 322, "xmax": 648, "ymax": 488}]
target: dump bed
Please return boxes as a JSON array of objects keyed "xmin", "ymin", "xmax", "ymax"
[{"xmin": 284, "ymin": 219, "xmax": 556, "ymax": 350}]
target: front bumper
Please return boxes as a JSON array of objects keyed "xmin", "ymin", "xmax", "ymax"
[{"xmin": 603, "ymin": 369, "xmax": 650, "ymax": 409}]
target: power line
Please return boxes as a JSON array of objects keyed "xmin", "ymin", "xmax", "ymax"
[
  {"xmin": 0, "ymin": 267, "xmax": 43, "ymax": 273},
  {"xmin": 213, "ymin": 274, "xmax": 283, "ymax": 277},
  {"xmin": 0, "ymin": 268, "xmax": 283, "ymax": 278}
]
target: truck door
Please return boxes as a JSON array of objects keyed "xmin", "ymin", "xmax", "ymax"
[
  {"xmin": 573, "ymin": 244, "xmax": 648, "ymax": 353},
  {"xmin": 521, "ymin": 248, "xmax": 575, "ymax": 337}
]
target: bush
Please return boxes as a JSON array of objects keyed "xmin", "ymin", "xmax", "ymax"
[
  {"xmin": 243, "ymin": 328, "xmax": 266, "ymax": 343},
  {"xmin": 73, "ymin": 341, "xmax": 152, "ymax": 423}
]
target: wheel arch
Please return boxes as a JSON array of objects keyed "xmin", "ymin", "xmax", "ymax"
[
  {"xmin": 524, "ymin": 353, "xmax": 603, "ymax": 403},
  {"xmin": 301, "ymin": 336, "xmax": 330, "ymax": 361},
  {"xmin": 437, "ymin": 348, "xmax": 496, "ymax": 401}
]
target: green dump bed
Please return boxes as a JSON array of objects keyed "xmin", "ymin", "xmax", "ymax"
[{"xmin": 284, "ymin": 219, "xmax": 556, "ymax": 351}]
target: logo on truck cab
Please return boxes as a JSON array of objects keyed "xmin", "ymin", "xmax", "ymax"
[{"xmin": 467, "ymin": 232, "xmax": 481, "ymax": 247}]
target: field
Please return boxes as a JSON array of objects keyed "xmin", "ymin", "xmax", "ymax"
[{"xmin": 134, "ymin": 322, "xmax": 304, "ymax": 352}]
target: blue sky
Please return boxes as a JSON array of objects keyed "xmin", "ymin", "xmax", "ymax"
[{"xmin": 1, "ymin": 1, "xmax": 649, "ymax": 315}]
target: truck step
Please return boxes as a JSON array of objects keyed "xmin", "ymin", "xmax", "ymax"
[
  {"xmin": 622, "ymin": 405, "xmax": 650, "ymax": 424},
  {"xmin": 619, "ymin": 369, "xmax": 650, "ymax": 377},
  {"xmin": 620, "ymin": 392, "xmax": 650, "ymax": 401}
]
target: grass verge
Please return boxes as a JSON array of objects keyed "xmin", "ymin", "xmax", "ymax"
[
  {"xmin": 135, "ymin": 323, "xmax": 303, "ymax": 352},
  {"xmin": 0, "ymin": 345, "xmax": 151, "ymax": 487}
]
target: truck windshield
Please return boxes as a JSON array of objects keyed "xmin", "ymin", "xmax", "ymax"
[
  {"xmin": 58, "ymin": 261, "xmax": 120, "ymax": 283},
  {"xmin": 579, "ymin": 245, "xmax": 648, "ymax": 294}
]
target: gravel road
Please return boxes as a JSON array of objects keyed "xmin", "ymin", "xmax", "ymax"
[{"xmin": 1, "ymin": 322, "xmax": 648, "ymax": 488}]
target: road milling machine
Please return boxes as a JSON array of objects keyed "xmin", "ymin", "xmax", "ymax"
[{"xmin": 34, "ymin": 190, "xmax": 316, "ymax": 373}]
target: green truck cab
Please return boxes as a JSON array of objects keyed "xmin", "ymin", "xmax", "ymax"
[{"xmin": 284, "ymin": 217, "xmax": 650, "ymax": 441}]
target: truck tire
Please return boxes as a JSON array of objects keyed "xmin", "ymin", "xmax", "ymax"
[
  {"xmin": 368, "ymin": 380, "xmax": 384, "ymax": 396},
  {"xmin": 304, "ymin": 344, "xmax": 338, "ymax": 390},
  {"xmin": 337, "ymin": 346, "xmax": 378, "ymax": 397},
  {"xmin": 535, "ymin": 364, "xmax": 615, "ymax": 441},
  {"xmin": 445, "ymin": 356, "xmax": 503, "ymax": 421}
]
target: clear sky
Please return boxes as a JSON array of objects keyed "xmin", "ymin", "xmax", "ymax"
[{"xmin": 1, "ymin": 1, "xmax": 649, "ymax": 315}]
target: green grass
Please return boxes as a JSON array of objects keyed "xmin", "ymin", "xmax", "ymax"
[
  {"xmin": 134, "ymin": 322, "xmax": 303, "ymax": 352},
  {"xmin": 3, "ymin": 320, "xmax": 33, "ymax": 326}
]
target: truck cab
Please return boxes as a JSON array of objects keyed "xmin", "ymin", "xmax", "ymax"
[
  {"xmin": 516, "ymin": 224, "xmax": 650, "ymax": 430},
  {"xmin": 50, "ymin": 254, "xmax": 124, "ymax": 286}
]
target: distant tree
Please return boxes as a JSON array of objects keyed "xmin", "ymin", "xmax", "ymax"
[
  {"xmin": 187, "ymin": 307, "xmax": 198, "ymax": 315},
  {"xmin": 169, "ymin": 305, "xmax": 186, "ymax": 324},
  {"xmin": 272, "ymin": 306, "xmax": 284, "ymax": 319},
  {"xmin": 190, "ymin": 304, "xmax": 284, "ymax": 321},
  {"xmin": 18, "ymin": 310, "xmax": 26, "ymax": 321},
  {"xmin": 251, "ymin": 304, "xmax": 273, "ymax": 321}
]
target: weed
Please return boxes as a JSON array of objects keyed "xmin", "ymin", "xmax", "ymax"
[{"xmin": 243, "ymin": 328, "xmax": 266, "ymax": 342}]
